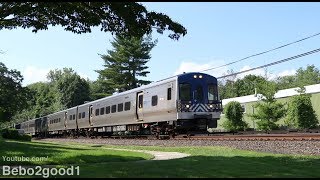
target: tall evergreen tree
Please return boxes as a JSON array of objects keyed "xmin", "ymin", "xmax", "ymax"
[{"xmin": 97, "ymin": 35, "xmax": 157, "ymax": 93}]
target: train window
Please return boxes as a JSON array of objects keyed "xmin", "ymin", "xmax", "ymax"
[
  {"xmin": 106, "ymin": 106, "xmax": 111, "ymax": 114},
  {"xmin": 208, "ymin": 84, "xmax": 218, "ymax": 101},
  {"xmin": 79, "ymin": 113, "xmax": 82, "ymax": 119},
  {"xmin": 124, "ymin": 102, "xmax": 131, "ymax": 111},
  {"xmin": 111, "ymin": 105, "xmax": 117, "ymax": 113},
  {"xmin": 95, "ymin": 109, "xmax": 100, "ymax": 116},
  {"xmin": 82, "ymin": 112, "xmax": 85, "ymax": 118},
  {"xmin": 59, "ymin": 118, "xmax": 61, "ymax": 122},
  {"xmin": 167, "ymin": 88, "xmax": 172, "ymax": 100},
  {"xmin": 152, "ymin": 95, "xmax": 158, "ymax": 106},
  {"xmin": 195, "ymin": 85, "xmax": 203, "ymax": 101},
  {"xmin": 138, "ymin": 95, "xmax": 143, "ymax": 108},
  {"xmin": 73, "ymin": 114, "xmax": 75, "ymax": 120},
  {"xmin": 69, "ymin": 115, "xmax": 72, "ymax": 120},
  {"xmin": 208, "ymin": 84, "xmax": 215, "ymax": 101},
  {"xmin": 118, "ymin": 103, "xmax": 123, "ymax": 112},
  {"xmin": 179, "ymin": 83, "xmax": 191, "ymax": 101},
  {"xmin": 100, "ymin": 107, "xmax": 105, "ymax": 115}
]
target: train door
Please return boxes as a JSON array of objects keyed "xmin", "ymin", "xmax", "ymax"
[
  {"xmin": 136, "ymin": 92, "xmax": 144, "ymax": 121},
  {"xmin": 89, "ymin": 105, "xmax": 93, "ymax": 126}
]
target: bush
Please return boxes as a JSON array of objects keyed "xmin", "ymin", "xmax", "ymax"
[
  {"xmin": 286, "ymin": 94, "xmax": 318, "ymax": 130},
  {"xmin": 1, "ymin": 128, "xmax": 31, "ymax": 141},
  {"xmin": 249, "ymin": 101, "xmax": 286, "ymax": 132},
  {"xmin": 222, "ymin": 101, "xmax": 248, "ymax": 132}
]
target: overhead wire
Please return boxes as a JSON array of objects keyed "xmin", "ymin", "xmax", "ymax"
[
  {"xmin": 217, "ymin": 48, "xmax": 320, "ymax": 79},
  {"xmin": 201, "ymin": 32, "xmax": 320, "ymax": 72}
]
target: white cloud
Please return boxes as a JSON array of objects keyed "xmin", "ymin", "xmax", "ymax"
[
  {"xmin": 277, "ymin": 69, "xmax": 296, "ymax": 77},
  {"xmin": 237, "ymin": 65, "xmax": 268, "ymax": 79},
  {"xmin": 174, "ymin": 60, "xmax": 228, "ymax": 78},
  {"xmin": 78, "ymin": 72, "xmax": 90, "ymax": 80},
  {"xmin": 22, "ymin": 66, "xmax": 50, "ymax": 86}
]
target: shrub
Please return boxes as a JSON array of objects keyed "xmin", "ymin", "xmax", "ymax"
[
  {"xmin": 286, "ymin": 94, "xmax": 318, "ymax": 130},
  {"xmin": 249, "ymin": 101, "xmax": 286, "ymax": 132},
  {"xmin": 222, "ymin": 101, "xmax": 248, "ymax": 132},
  {"xmin": 1, "ymin": 128, "xmax": 31, "ymax": 141}
]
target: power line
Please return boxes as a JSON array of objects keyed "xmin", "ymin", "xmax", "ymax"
[
  {"xmin": 217, "ymin": 48, "xmax": 320, "ymax": 79},
  {"xmin": 201, "ymin": 32, "xmax": 320, "ymax": 73}
]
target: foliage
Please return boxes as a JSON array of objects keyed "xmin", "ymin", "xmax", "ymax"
[
  {"xmin": 1, "ymin": 128, "xmax": 31, "ymax": 141},
  {"xmin": 234, "ymin": 75, "xmax": 268, "ymax": 97},
  {"xmin": 295, "ymin": 64, "xmax": 320, "ymax": 87},
  {"xmin": 12, "ymin": 68, "xmax": 91, "ymax": 122},
  {"xmin": 218, "ymin": 74, "xmax": 268, "ymax": 99},
  {"xmin": 88, "ymin": 79, "xmax": 113, "ymax": 101},
  {"xmin": 285, "ymin": 90, "xmax": 318, "ymax": 129},
  {"xmin": 222, "ymin": 101, "xmax": 248, "ymax": 131},
  {"xmin": 49, "ymin": 68, "xmax": 91, "ymax": 108},
  {"xmin": 249, "ymin": 81, "xmax": 286, "ymax": 131},
  {"xmin": 0, "ymin": 62, "xmax": 32, "ymax": 122},
  {"xmin": 0, "ymin": 2, "xmax": 187, "ymax": 40},
  {"xmin": 96, "ymin": 34, "xmax": 156, "ymax": 93},
  {"xmin": 219, "ymin": 65, "xmax": 320, "ymax": 99},
  {"xmin": 275, "ymin": 65, "xmax": 320, "ymax": 90}
]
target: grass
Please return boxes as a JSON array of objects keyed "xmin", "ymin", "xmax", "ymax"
[
  {"xmin": 74, "ymin": 145, "xmax": 320, "ymax": 178},
  {"xmin": 0, "ymin": 139, "xmax": 153, "ymax": 166},
  {"xmin": 1, "ymin": 139, "xmax": 320, "ymax": 178}
]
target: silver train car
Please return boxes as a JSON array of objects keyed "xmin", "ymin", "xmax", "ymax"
[{"xmin": 17, "ymin": 72, "xmax": 223, "ymax": 138}]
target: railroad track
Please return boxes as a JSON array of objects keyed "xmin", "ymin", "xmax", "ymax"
[
  {"xmin": 173, "ymin": 133, "xmax": 320, "ymax": 141},
  {"xmin": 34, "ymin": 132, "xmax": 320, "ymax": 141}
]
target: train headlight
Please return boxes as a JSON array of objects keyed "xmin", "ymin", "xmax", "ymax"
[
  {"xmin": 185, "ymin": 104, "xmax": 190, "ymax": 108},
  {"xmin": 199, "ymin": 75, "xmax": 203, "ymax": 78},
  {"xmin": 193, "ymin": 75, "xmax": 197, "ymax": 78},
  {"xmin": 209, "ymin": 104, "xmax": 213, "ymax": 108}
]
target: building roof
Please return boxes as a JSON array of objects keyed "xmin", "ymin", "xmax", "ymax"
[{"xmin": 222, "ymin": 83, "xmax": 320, "ymax": 105}]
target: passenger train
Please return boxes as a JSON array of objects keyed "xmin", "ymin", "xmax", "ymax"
[{"xmin": 16, "ymin": 72, "xmax": 223, "ymax": 138}]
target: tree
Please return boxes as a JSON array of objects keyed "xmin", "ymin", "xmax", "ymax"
[
  {"xmin": 12, "ymin": 81, "xmax": 63, "ymax": 123},
  {"xmin": 97, "ymin": 34, "xmax": 157, "ymax": 93},
  {"xmin": 218, "ymin": 69, "xmax": 237, "ymax": 99},
  {"xmin": 275, "ymin": 75, "xmax": 296, "ymax": 90},
  {"xmin": 285, "ymin": 88, "xmax": 318, "ymax": 130},
  {"xmin": 295, "ymin": 65, "xmax": 320, "ymax": 87},
  {"xmin": 275, "ymin": 65, "xmax": 320, "ymax": 90},
  {"xmin": 48, "ymin": 68, "xmax": 91, "ymax": 108},
  {"xmin": 234, "ymin": 75, "xmax": 268, "ymax": 97},
  {"xmin": 0, "ymin": 62, "xmax": 31, "ymax": 122},
  {"xmin": 249, "ymin": 81, "xmax": 286, "ymax": 132},
  {"xmin": 0, "ymin": 2, "xmax": 187, "ymax": 40},
  {"xmin": 222, "ymin": 101, "xmax": 248, "ymax": 132},
  {"xmin": 88, "ymin": 78, "xmax": 113, "ymax": 101}
]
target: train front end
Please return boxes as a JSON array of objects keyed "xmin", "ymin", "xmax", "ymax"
[{"xmin": 176, "ymin": 72, "xmax": 222, "ymax": 132}]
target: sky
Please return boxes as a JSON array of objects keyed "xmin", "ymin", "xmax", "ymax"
[{"xmin": 1, "ymin": 2, "xmax": 320, "ymax": 86}]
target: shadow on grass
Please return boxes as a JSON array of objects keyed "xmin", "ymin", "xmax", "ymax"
[
  {"xmin": 77, "ymin": 155, "xmax": 320, "ymax": 178},
  {"xmin": 0, "ymin": 140, "xmax": 148, "ymax": 166}
]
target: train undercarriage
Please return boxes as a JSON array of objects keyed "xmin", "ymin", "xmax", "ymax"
[{"xmin": 34, "ymin": 118, "xmax": 218, "ymax": 139}]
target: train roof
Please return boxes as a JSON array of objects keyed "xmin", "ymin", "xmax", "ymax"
[{"xmin": 84, "ymin": 72, "xmax": 217, "ymax": 105}]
